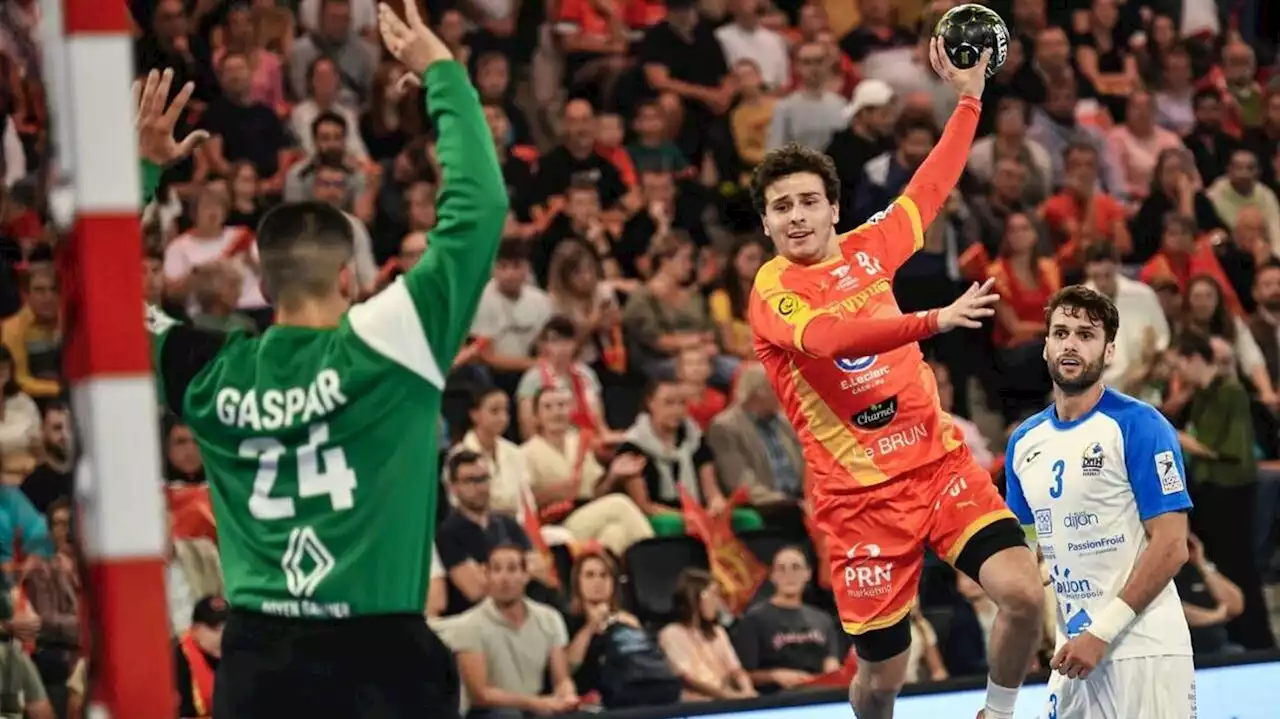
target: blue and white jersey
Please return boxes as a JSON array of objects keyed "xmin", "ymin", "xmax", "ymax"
[{"xmin": 1005, "ymin": 387, "xmax": 1193, "ymax": 660}]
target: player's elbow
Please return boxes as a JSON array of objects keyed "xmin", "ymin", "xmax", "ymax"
[{"xmin": 1166, "ymin": 536, "xmax": 1190, "ymax": 568}]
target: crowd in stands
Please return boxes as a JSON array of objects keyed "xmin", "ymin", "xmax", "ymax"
[{"xmin": 0, "ymin": 0, "xmax": 1277, "ymax": 716}]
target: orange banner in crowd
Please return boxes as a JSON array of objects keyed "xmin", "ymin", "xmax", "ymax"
[
  {"xmin": 168, "ymin": 484, "xmax": 217, "ymax": 543},
  {"xmin": 519, "ymin": 487, "xmax": 562, "ymax": 590},
  {"xmin": 679, "ymin": 485, "xmax": 766, "ymax": 616}
]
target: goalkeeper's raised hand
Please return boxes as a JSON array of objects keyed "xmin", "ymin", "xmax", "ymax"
[
  {"xmin": 133, "ymin": 68, "xmax": 208, "ymax": 168},
  {"xmin": 378, "ymin": 2, "xmax": 453, "ymax": 75},
  {"xmin": 937, "ymin": 278, "xmax": 1000, "ymax": 331}
]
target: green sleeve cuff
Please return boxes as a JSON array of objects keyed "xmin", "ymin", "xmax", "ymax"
[{"xmin": 140, "ymin": 160, "xmax": 163, "ymax": 205}]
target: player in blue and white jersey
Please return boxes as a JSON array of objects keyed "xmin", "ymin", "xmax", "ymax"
[{"xmin": 1004, "ymin": 285, "xmax": 1195, "ymax": 719}]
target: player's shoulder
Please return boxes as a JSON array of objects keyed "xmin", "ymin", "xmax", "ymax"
[
  {"xmin": 1007, "ymin": 405, "xmax": 1057, "ymax": 450},
  {"xmin": 1096, "ymin": 387, "xmax": 1172, "ymax": 433},
  {"xmin": 750, "ymin": 255, "xmax": 813, "ymax": 311}
]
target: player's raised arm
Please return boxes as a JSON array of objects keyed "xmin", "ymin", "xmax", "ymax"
[
  {"xmin": 368, "ymin": 2, "xmax": 508, "ymax": 371},
  {"xmin": 848, "ymin": 40, "xmax": 987, "ymax": 272},
  {"xmin": 750, "ymin": 277, "xmax": 1000, "ymax": 358}
]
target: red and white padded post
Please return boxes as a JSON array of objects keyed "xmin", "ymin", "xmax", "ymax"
[{"xmin": 57, "ymin": 1, "xmax": 174, "ymax": 716}]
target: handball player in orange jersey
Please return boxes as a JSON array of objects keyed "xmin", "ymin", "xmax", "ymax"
[{"xmin": 748, "ymin": 40, "xmax": 1044, "ymax": 719}]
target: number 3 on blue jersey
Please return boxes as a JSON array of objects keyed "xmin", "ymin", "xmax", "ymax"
[{"xmin": 1050, "ymin": 459, "xmax": 1065, "ymax": 499}]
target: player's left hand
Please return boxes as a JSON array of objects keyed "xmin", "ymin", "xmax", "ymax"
[
  {"xmin": 133, "ymin": 68, "xmax": 209, "ymax": 167},
  {"xmin": 1051, "ymin": 632, "xmax": 1108, "ymax": 679}
]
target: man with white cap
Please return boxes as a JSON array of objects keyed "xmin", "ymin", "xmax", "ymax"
[{"xmin": 825, "ymin": 79, "xmax": 896, "ymax": 231}]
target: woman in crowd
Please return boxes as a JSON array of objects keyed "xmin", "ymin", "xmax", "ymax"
[
  {"xmin": 516, "ymin": 316, "xmax": 611, "ymax": 442},
  {"xmin": 658, "ymin": 569, "xmax": 755, "ymax": 702},
  {"xmin": 708, "ymin": 236, "xmax": 767, "ymax": 361},
  {"xmin": 214, "ymin": 2, "xmax": 285, "ymax": 112},
  {"xmin": 163, "ymin": 416, "xmax": 205, "ymax": 486},
  {"xmin": 1132, "ymin": 149, "xmax": 1224, "ymax": 264},
  {"xmin": 455, "ymin": 385, "xmax": 527, "ymax": 517},
  {"xmin": 565, "ymin": 552, "xmax": 644, "ymax": 698},
  {"xmin": 1182, "ymin": 274, "xmax": 1277, "ymax": 407},
  {"xmin": 0, "ymin": 345, "xmax": 40, "ymax": 457},
  {"xmin": 986, "ymin": 212, "xmax": 1060, "ymax": 422},
  {"xmin": 1153, "ymin": 46, "xmax": 1197, "ymax": 136},
  {"xmin": 224, "ymin": 161, "xmax": 264, "ymax": 229},
  {"xmin": 546, "ymin": 240, "xmax": 628, "ymax": 378},
  {"xmin": 360, "ymin": 62, "xmax": 425, "ymax": 162},
  {"xmin": 521, "ymin": 387, "xmax": 652, "ymax": 555},
  {"xmin": 290, "ymin": 56, "xmax": 368, "ymax": 160}
]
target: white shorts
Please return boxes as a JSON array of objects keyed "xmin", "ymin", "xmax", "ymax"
[{"xmin": 1043, "ymin": 655, "xmax": 1196, "ymax": 719}]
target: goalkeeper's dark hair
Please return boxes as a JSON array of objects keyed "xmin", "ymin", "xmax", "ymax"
[
  {"xmin": 749, "ymin": 143, "xmax": 841, "ymax": 214},
  {"xmin": 1044, "ymin": 284, "xmax": 1120, "ymax": 343},
  {"xmin": 255, "ymin": 201, "xmax": 354, "ymax": 306}
]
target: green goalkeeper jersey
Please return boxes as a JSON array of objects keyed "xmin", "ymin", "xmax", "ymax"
[{"xmin": 146, "ymin": 61, "xmax": 506, "ymax": 618}]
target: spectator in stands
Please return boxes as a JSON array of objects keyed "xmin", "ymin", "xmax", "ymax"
[
  {"xmin": 1176, "ymin": 532, "xmax": 1245, "ymax": 655},
  {"xmin": 1248, "ymin": 261, "xmax": 1280, "ymax": 385},
  {"xmin": 905, "ymin": 603, "xmax": 948, "ymax": 684},
  {"xmin": 838, "ymin": 0, "xmax": 915, "ymax": 64},
  {"xmin": 659, "ymin": 568, "xmax": 755, "ymax": 701},
  {"xmin": 766, "ymin": 40, "xmax": 846, "ymax": 152},
  {"xmin": 715, "ymin": 0, "xmax": 789, "ymax": 92},
  {"xmin": 293, "ymin": 55, "xmax": 371, "ymax": 162},
  {"xmin": 1185, "ymin": 89, "xmax": 1241, "ymax": 185},
  {"xmin": 520, "ymin": 388, "xmax": 653, "ymax": 554},
  {"xmin": 457, "ymin": 386, "xmax": 526, "ymax": 517},
  {"xmin": 19, "ymin": 403, "xmax": 71, "ymax": 515},
  {"xmin": 454, "ymin": 544, "xmax": 580, "ymax": 718},
  {"xmin": 371, "ymin": 136, "xmax": 433, "ymax": 256},
  {"xmin": 622, "ymin": 231, "xmax": 737, "ymax": 386},
  {"xmin": 705, "ymin": 362, "xmax": 804, "ymax": 526},
  {"xmin": 1040, "ymin": 142, "xmax": 1131, "ymax": 272},
  {"xmin": 0, "ymin": 629, "xmax": 53, "ymax": 719},
  {"xmin": 1106, "ymin": 90, "xmax": 1185, "ymax": 209},
  {"xmin": 163, "ymin": 416, "xmax": 204, "ymax": 486},
  {"xmin": 627, "ymin": 100, "xmax": 689, "ymax": 176},
  {"xmin": 1019, "ymin": 26, "xmax": 1077, "ymax": 107},
  {"xmin": 1073, "ymin": 0, "xmax": 1139, "ymax": 122},
  {"xmin": 202, "ymin": 50, "xmax": 289, "ymax": 196},
  {"xmin": 1139, "ymin": 214, "xmax": 1240, "ymax": 315},
  {"xmin": 731, "ymin": 546, "xmax": 839, "ymax": 693},
  {"xmin": 1244, "ymin": 91, "xmax": 1280, "ymax": 187},
  {"xmin": 618, "ymin": 170, "xmax": 709, "ymax": 279},
  {"xmin": 1027, "ymin": 72, "xmax": 1116, "ymax": 193},
  {"xmin": 536, "ymin": 100, "xmax": 629, "ymax": 219},
  {"xmin": 0, "ymin": 344, "xmax": 38, "ymax": 456},
  {"xmin": 437, "ymin": 451, "xmax": 554, "ymax": 617},
  {"xmin": 564, "ymin": 552, "xmax": 645, "ymax": 699},
  {"xmin": 967, "ymin": 96, "xmax": 1052, "ymax": 206},
  {"xmin": 708, "ymin": 235, "xmax": 767, "ymax": 360},
  {"xmin": 481, "ymin": 101, "xmax": 536, "ymax": 241},
  {"xmin": 1208, "ymin": 149, "xmax": 1280, "ymax": 245},
  {"xmin": 1215, "ymin": 40, "xmax": 1264, "ymax": 136},
  {"xmin": 163, "ymin": 184, "xmax": 269, "ymax": 319},
  {"xmin": 1171, "ymin": 332, "xmax": 1276, "ymax": 649},
  {"xmin": 987, "ymin": 212, "xmax": 1059, "ymax": 421},
  {"xmin": 965, "ymin": 158, "xmax": 1037, "ymax": 267},
  {"xmin": 23, "ymin": 497, "xmax": 77, "ymax": 716},
  {"xmin": 515, "ymin": 317, "xmax": 609, "ymax": 441},
  {"xmin": 851, "ymin": 114, "xmax": 936, "ymax": 225},
  {"xmin": 174, "ymin": 596, "xmax": 225, "ymax": 719},
  {"xmin": 535, "ymin": 179, "xmax": 622, "ymax": 287},
  {"xmin": 471, "ymin": 240, "xmax": 555, "ymax": 393},
  {"xmin": 133, "ymin": 0, "xmax": 218, "ymax": 103},
  {"xmin": 1153, "ymin": 46, "xmax": 1196, "ymax": 136},
  {"xmin": 676, "ymin": 346, "xmax": 726, "ymax": 430},
  {"xmin": 361, "ymin": 62, "xmax": 426, "ymax": 162},
  {"xmin": 288, "ymin": 0, "xmax": 377, "ymax": 105},
  {"xmin": 473, "ymin": 53, "xmax": 531, "ymax": 148},
  {"xmin": 1182, "ymin": 275, "xmax": 1275, "ymax": 405},
  {"xmin": 225, "ymin": 162, "xmax": 265, "ymax": 229},
  {"xmin": 1, "ymin": 263, "xmax": 59, "ymax": 400},
  {"xmin": 1082, "ymin": 244, "xmax": 1171, "ymax": 392},
  {"xmin": 302, "ymin": 159, "xmax": 379, "ymax": 294},
  {"xmin": 824, "ymin": 80, "xmax": 894, "ymax": 225},
  {"xmin": 927, "ymin": 360, "xmax": 995, "ymax": 469},
  {"xmin": 544, "ymin": 241, "xmax": 626, "ymax": 372},
  {"xmin": 728, "ymin": 61, "xmax": 777, "ymax": 177},
  {"xmin": 285, "ymin": 112, "xmax": 370, "ymax": 210},
  {"xmin": 1132, "ymin": 148, "xmax": 1225, "ymax": 263},
  {"xmin": 190, "ymin": 260, "xmax": 259, "ymax": 334},
  {"xmin": 616, "ymin": 378, "xmax": 762, "ymax": 534},
  {"xmin": 213, "ymin": 2, "xmax": 285, "ymax": 113}
]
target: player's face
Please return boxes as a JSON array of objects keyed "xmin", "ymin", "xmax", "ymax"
[
  {"xmin": 770, "ymin": 549, "xmax": 810, "ymax": 598},
  {"xmin": 1044, "ymin": 306, "xmax": 1114, "ymax": 395},
  {"xmin": 761, "ymin": 172, "xmax": 837, "ymax": 265},
  {"xmin": 487, "ymin": 548, "xmax": 529, "ymax": 604}
]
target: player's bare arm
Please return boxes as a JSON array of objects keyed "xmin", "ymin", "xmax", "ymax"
[{"xmin": 1052, "ymin": 511, "xmax": 1190, "ymax": 679}]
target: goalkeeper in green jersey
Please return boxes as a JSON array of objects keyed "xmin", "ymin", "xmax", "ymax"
[{"xmin": 138, "ymin": 4, "xmax": 504, "ymax": 717}]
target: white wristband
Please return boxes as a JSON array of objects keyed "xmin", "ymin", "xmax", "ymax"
[{"xmin": 1086, "ymin": 599, "xmax": 1136, "ymax": 643}]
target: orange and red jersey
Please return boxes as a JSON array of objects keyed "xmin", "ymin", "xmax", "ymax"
[{"xmin": 750, "ymin": 97, "xmax": 983, "ymax": 492}]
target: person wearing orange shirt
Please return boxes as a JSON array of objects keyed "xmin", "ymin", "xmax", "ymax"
[
  {"xmin": 747, "ymin": 42, "xmax": 1043, "ymax": 719},
  {"xmin": 1040, "ymin": 143, "xmax": 1132, "ymax": 275},
  {"xmin": 1138, "ymin": 212, "xmax": 1243, "ymax": 316}
]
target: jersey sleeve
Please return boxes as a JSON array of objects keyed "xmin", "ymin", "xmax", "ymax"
[
  {"xmin": 346, "ymin": 61, "xmax": 508, "ymax": 390},
  {"xmin": 145, "ymin": 304, "xmax": 226, "ymax": 416},
  {"xmin": 748, "ymin": 272, "xmax": 939, "ymax": 358},
  {"xmin": 841, "ymin": 96, "xmax": 980, "ymax": 274},
  {"xmin": 1002, "ymin": 437, "xmax": 1036, "ymax": 528},
  {"xmin": 1119, "ymin": 404, "xmax": 1194, "ymax": 521}
]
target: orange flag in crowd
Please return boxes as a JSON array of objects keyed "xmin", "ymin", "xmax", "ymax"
[
  {"xmin": 168, "ymin": 484, "xmax": 218, "ymax": 543},
  {"xmin": 679, "ymin": 485, "xmax": 767, "ymax": 615},
  {"xmin": 519, "ymin": 486, "xmax": 562, "ymax": 590}
]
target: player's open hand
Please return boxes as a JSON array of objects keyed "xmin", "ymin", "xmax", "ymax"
[
  {"xmin": 133, "ymin": 68, "xmax": 209, "ymax": 167},
  {"xmin": 378, "ymin": 2, "xmax": 452, "ymax": 76},
  {"xmin": 937, "ymin": 278, "xmax": 999, "ymax": 332},
  {"xmin": 1051, "ymin": 632, "xmax": 1107, "ymax": 679},
  {"xmin": 929, "ymin": 36, "xmax": 989, "ymax": 99}
]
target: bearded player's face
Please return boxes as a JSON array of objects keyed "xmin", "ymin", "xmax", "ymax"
[
  {"xmin": 1044, "ymin": 306, "xmax": 1113, "ymax": 395},
  {"xmin": 762, "ymin": 172, "xmax": 838, "ymax": 265}
]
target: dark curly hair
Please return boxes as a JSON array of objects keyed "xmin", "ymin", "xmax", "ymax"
[
  {"xmin": 748, "ymin": 143, "xmax": 841, "ymax": 214},
  {"xmin": 1044, "ymin": 285, "xmax": 1121, "ymax": 343}
]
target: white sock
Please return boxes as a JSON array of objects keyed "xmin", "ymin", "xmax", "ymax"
[{"xmin": 983, "ymin": 678, "xmax": 1019, "ymax": 719}]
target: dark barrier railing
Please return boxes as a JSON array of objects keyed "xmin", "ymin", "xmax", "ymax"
[{"xmin": 564, "ymin": 650, "xmax": 1280, "ymax": 719}]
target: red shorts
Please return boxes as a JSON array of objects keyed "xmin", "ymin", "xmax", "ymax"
[{"xmin": 814, "ymin": 446, "xmax": 1015, "ymax": 636}]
